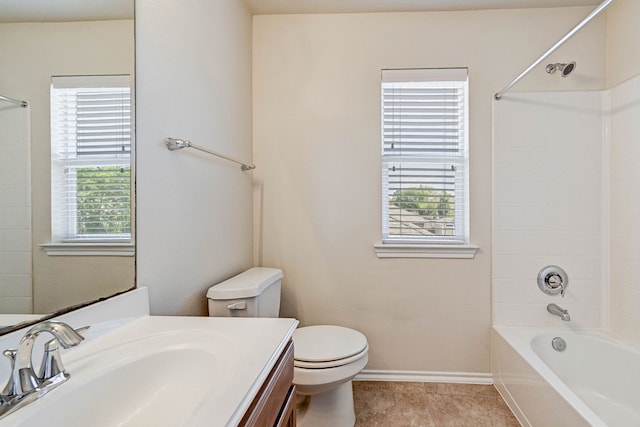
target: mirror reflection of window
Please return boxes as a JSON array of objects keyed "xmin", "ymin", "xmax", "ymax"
[{"xmin": 50, "ymin": 75, "xmax": 132, "ymax": 244}]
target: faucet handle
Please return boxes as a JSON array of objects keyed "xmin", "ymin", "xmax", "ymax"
[
  {"xmin": 1, "ymin": 349, "xmax": 38, "ymax": 397},
  {"xmin": 37, "ymin": 326, "xmax": 89, "ymax": 382},
  {"xmin": 1, "ymin": 349, "xmax": 18, "ymax": 396},
  {"xmin": 37, "ymin": 339, "xmax": 64, "ymax": 381}
]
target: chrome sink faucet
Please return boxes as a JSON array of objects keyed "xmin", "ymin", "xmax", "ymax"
[
  {"xmin": 547, "ymin": 303, "xmax": 571, "ymax": 321},
  {"xmin": 0, "ymin": 321, "xmax": 85, "ymax": 419}
]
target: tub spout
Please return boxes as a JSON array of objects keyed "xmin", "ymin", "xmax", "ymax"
[{"xmin": 547, "ymin": 303, "xmax": 570, "ymax": 321}]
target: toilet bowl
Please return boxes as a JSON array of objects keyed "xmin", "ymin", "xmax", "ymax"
[
  {"xmin": 292, "ymin": 325, "xmax": 368, "ymax": 427},
  {"xmin": 206, "ymin": 268, "xmax": 368, "ymax": 427}
]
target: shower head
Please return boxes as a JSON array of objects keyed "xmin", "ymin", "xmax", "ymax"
[{"xmin": 545, "ymin": 61, "xmax": 576, "ymax": 77}]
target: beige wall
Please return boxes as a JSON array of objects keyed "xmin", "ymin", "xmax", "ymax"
[
  {"xmin": 0, "ymin": 21, "xmax": 135, "ymax": 314},
  {"xmin": 136, "ymin": 0, "xmax": 254, "ymax": 315},
  {"xmin": 253, "ymin": 7, "xmax": 606, "ymax": 374},
  {"xmin": 607, "ymin": 0, "xmax": 640, "ymax": 344},
  {"xmin": 606, "ymin": 0, "xmax": 640, "ymax": 88}
]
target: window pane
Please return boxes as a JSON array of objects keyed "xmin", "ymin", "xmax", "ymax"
[
  {"xmin": 51, "ymin": 75, "xmax": 132, "ymax": 242},
  {"xmin": 76, "ymin": 166, "xmax": 131, "ymax": 238},
  {"xmin": 381, "ymin": 69, "xmax": 468, "ymax": 244}
]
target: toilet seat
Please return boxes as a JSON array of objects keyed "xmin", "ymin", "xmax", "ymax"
[
  {"xmin": 295, "ymin": 344, "xmax": 368, "ymax": 369},
  {"xmin": 293, "ymin": 325, "xmax": 368, "ymax": 369}
]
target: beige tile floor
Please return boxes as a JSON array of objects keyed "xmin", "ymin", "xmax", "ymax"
[{"xmin": 353, "ymin": 381, "xmax": 521, "ymax": 426}]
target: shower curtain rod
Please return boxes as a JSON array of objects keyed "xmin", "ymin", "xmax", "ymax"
[
  {"xmin": 494, "ymin": 0, "xmax": 615, "ymax": 101},
  {"xmin": 165, "ymin": 137, "xmax": 256, "ymax": 171},
  {"xmin": 0, "ymin": 94, "xmax": 27, "ymax": 108}
]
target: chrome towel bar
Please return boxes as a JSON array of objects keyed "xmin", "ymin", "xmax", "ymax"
[{"xmin": 165, "ymin": 137, "xmax": 256, "ymax": 171}]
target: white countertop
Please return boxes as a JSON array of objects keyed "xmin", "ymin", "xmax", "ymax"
[{"xmin": 0, "ymin": 315, "xmax": 298, "ymax": 427}]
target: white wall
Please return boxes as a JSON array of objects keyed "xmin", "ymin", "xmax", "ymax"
[
  {"xmin": 492, "ymin": 91, "xmax": 604, "ymax": 328},
  {"xmin": 136, "ymin": 0, "xmax": 254, "ymax": 315},
  {"xmin": 253, "ymin": 7, "xmax": 605, "ymax": 375}
]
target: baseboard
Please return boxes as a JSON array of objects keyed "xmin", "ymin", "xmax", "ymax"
[{"xmin": 355, "ymin": 369, "xmax": 493, "ymax": 385}]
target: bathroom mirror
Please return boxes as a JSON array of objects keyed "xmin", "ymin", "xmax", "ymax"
[{"xmin": 0, "ymin": 0, "xmax": 136, "ymax": 333}]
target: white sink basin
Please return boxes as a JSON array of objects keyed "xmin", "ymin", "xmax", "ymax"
[{"xmin": 0, "ymin": 316, "xmax": 298, "ymax": 427}]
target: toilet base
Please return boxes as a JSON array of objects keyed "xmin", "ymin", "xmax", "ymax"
[{"xmin": 297, "ymin": 380, "xmax": 355, "ymax": 427}]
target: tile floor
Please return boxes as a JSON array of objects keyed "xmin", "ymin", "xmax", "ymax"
[{"xmin": 353, "ymin": 381, "xmax": 521, "ymax": 426}]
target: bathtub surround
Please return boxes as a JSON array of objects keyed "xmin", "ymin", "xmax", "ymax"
[
  {"xmin": 0, "ymin": 106, "xmax": 31, "ymax": 314},
  {"xmin": 492, "ymin": 76, "xmax": 640, "ymax": 339},
  {"xmin": 492, "ymin": 90, "xmax": 604, "ymax": 328},
  {"xmin": 492, "ymin": 0, "xmax": 640, "ymax": 335},
  {"xmin": 608, "ymin": 75, "xmax": 640, "ymax": 344}
]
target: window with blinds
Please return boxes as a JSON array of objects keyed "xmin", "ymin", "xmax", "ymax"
[
  {"xmin": 381, "ymin": 68, "xmax": 469, "ymax": 244},
  {"xmin": 50, "ymin": 75, "xmax": 132, "ymax": 242}
]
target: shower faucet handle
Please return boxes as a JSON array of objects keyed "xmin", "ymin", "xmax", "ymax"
[
  {"xmin": 538, "ymin": 266, "xmax": 569, "ymax": 297},
  {"xmin": 547, "ymin": 273, "xmax": 565, "ymax": 297}
]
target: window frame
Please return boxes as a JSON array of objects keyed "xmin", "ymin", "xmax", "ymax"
[
  {"xmin": 375, "ymin": 68, "xmax": 476, "ymax": 259},
  {"xmin": 43, "ymin": 74, "xmax": 134, "ymax": 256}
]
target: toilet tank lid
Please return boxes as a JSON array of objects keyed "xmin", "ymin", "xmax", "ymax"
[{"xmin": 206, "ymin": 267, "xmax": 283, "ymax": 300}]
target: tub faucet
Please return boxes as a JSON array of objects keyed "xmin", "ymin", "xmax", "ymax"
[
  {"xmin": 0, "ymin": 321, "xmax": 85, "ymax": 419},
  {"xmin": 547, "ymin": 303, "xmax": 570, "ymax": 321}
]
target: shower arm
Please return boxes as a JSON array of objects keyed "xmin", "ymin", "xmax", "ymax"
[
  {"xmin": 494, "ymin": 0, "xmax": 615, "ymax": 101},
  {"xmin": 0, "ymin": 94, "xmax": 27, "ymax": 108}
]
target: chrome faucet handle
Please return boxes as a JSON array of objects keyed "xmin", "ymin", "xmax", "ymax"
[
  {"xmin": 538, "ymin": 266, "xmax": 569, "ymax": 298},
  {"xmin": 37, "ymin": 326, "xmax": 89, "ymax": 381},
  {"xmin": 547, "ymin": 273, "xmax": 567, "ymax": 297},
  {"xmin": 1, "ymin": 348, "xmax": 39, "ymax": 397},
  {"xmin": 1, "ymin": 350, "xmax": 17, "ymax": 397},
  {"xmin": 37, "ymin": 339, "xmax": 64, "ymax": 381},
  {"xmin": 1, "ymin": 349, "xmax": 24, "ymax": 397}
]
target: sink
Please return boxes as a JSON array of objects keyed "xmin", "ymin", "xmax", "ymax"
[{"xmin": 0, "ymin": 316, "xmax": 298, "ymax": 427}]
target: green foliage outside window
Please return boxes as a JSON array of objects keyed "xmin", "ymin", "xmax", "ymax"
[
  {"xmin": 390, "ymin": 185, "xmax": 454, "ymax": 218},
  {"xmin": 76, "ymin": 166, "xmax": 131, "ymax": 236}
]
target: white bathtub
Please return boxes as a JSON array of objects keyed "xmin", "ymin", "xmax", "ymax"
[{"xmin": 492, "ymin": 326, "xmax": 640, "ymax": 427}]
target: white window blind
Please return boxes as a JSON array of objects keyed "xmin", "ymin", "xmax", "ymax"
[
  {"xmin": 51, "ymin": 75, "xmax": 132, "ymax": 242},
  {"xmin": 381, "ymin": 68, "xmax": 469, "ymax": 244}
]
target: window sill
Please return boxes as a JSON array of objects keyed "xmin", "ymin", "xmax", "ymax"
[
  {"xmin": 373, "ymin": 242, "xmax": 478, "ymax": 259},
  {"xmin": 40, "ymin": 242, "xmax": 135, "ymax": 257}
]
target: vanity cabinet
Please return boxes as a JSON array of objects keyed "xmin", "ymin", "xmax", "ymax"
[{"xmin": 240, "ymin": 340, "xmax": 296, "ymax": 426}]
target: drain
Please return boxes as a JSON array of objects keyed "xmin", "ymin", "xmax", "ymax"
[{"xmin": 551, "ymin": 337, "xmax": 567, "ymax": 352}]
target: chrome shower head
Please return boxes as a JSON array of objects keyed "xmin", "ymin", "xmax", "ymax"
[{"xmin": 545, "ymin": 61, "xmax": 576, "ymax": 77}]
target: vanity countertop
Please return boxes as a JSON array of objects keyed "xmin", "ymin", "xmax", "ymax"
[{"xmin": 0, "ymin": 315, "xmax": 299, "ymax": 427}]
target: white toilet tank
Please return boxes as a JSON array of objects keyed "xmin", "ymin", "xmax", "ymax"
[{"xmin": 206, "ymin": 267, "xmax": 282, "ymax": 318}]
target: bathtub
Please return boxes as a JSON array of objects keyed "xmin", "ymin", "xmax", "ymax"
[{"xmin": 492, "ymin": 326, "xmax": 640, "ymax": 427}]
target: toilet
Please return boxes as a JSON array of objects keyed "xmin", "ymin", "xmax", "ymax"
[{"xmin": 207, "ymin": 267, "xmax": 368, "ymax": 427}]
